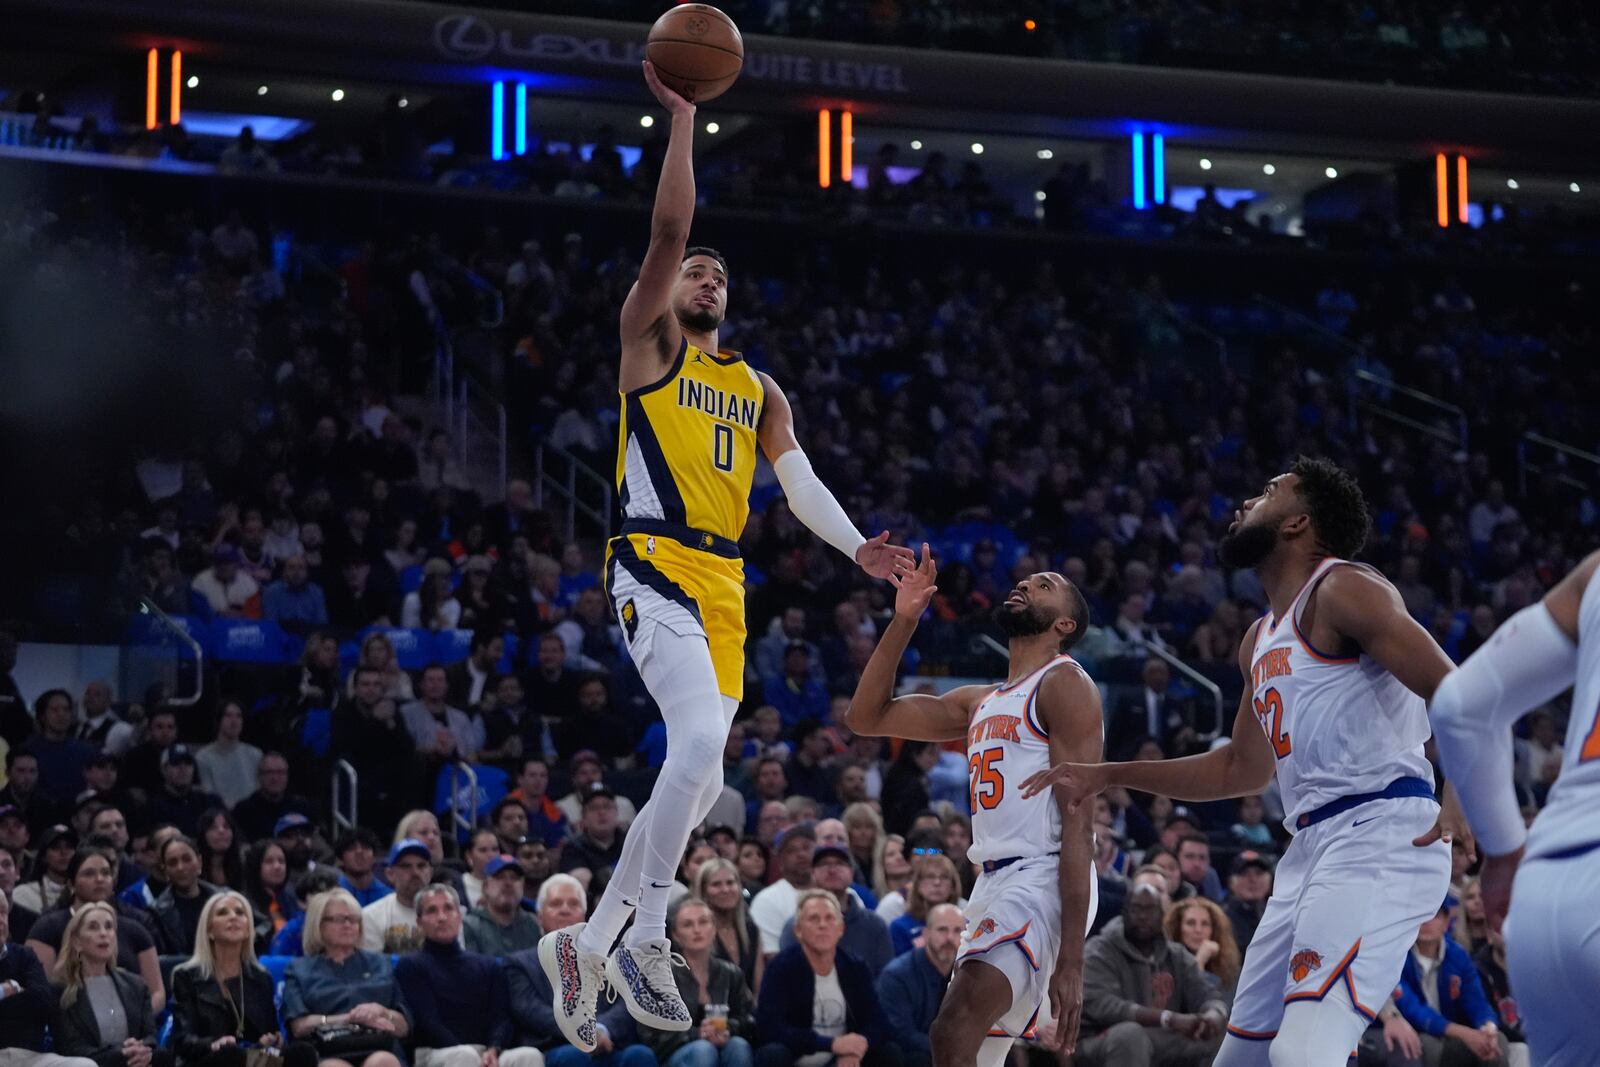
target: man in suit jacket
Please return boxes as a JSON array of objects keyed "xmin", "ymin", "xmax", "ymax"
[
  {"xmin": 0, "ymin": 892, "xmax": 96, "ymax": 1066},
  {"xmin": 1108, "ymin": 657, "xmax": 1199, "ymax": 759},
  {"xmin": 755, "ymin": 889, "xmax": 901, "ymax": 1067}
]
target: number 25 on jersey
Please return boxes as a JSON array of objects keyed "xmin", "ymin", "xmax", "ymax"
[
  {"xmin": 969, "ymin": 748, "xmax": 1004, "ymax": 811},
  {"xmin": 1253, "ymin": 688, "xmax": 1293, "ymax": 758}
]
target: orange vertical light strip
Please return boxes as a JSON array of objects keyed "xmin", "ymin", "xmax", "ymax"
[
  {"xmin": 840, "ymin": 110, "xmax": 852, "ymax": 182},
  {"xmin": 170, "ymin": 50, "xmax": 182, "ymax": 125},
  {"xmin": 146, "ymin": 49, "xmax": 158, "ymax": 129},
  {"xmin": 1456, "ymin": 155, "xmax": 1469, "ymax": 224},
  {"xmin": 818, "ymin": 109, "xmax": 831, "ymax": 189},
  {"xmin": 1435, "ymin": 153, "xmax": 1449, "ymax": 228}
]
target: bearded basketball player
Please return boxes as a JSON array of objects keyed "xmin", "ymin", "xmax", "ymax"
[
  {"xmin": 537, "ymin": 61, "xmax": 914, "ymax": 1052},
  {"xmin": 1023, "ymin": 457, "xmax": 1469, "ymax": 1067},
  {"xmin": 847, "ymin": 547, "xmax": 1102, "ymax": 1065}
]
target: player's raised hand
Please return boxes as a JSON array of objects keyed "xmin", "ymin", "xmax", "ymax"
[
  {"xmin": 642, "ymin": 60, "xmax": 696, "ymax": 116},
  {"xmin": 889, "ymin": 543, "xmax": 937, "ymax": 618},
  {"xmin": 1478, "ymin": 845, "xmax": 1522, "ymax": 932},
  {"xmin": 1018, "ymin": 760, "xmax": 1107, "ymax": 811},
  {"xmin": 858, "ymin": 530, "xmax": 917, "ymax": 582}
]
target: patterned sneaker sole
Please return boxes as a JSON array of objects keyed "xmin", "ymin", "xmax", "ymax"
[
  {"xmin": 539, "ymin": 932, "xmax": 598, "ymax": 1052},
  {"xmin": 607, "ymin": 949, "xmax": 692, "ymax": 1031}
]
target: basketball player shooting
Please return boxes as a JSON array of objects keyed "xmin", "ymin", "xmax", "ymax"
[
  {"xmin": 538, "ymin": 60, "xmax": 914, "ymax": 1052},
  {"xmin": 1431, "ymin": 548, "xmax": 1600, "ymax": 1066},
  {"xmin": 846, "ymin": 547, "xmax": 1102, "ymax": 1065},
  {"xmin": 1020, "ymin": 457, "xmax": 1471, "ymax": 1067}
]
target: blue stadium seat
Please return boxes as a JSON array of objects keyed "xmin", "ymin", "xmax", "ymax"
[
  {"xmin": 433, "ymin": 763, "xmax": 509, "ymax": 840},
  {"xmin": 435, "ymin": 628, "xmax": 474, "ymax": 664},
  {"xmin": 300, "ymin": 707, "xmax": 333, "ymax": 758},
  {"xmin": 399, "ymin": 563, "xmax": 425, "ymax": 594},
  {"xmin": 360, "ymin": 626, "xmax": 434, "ymax": 670},
  {"xmin": 211, "ymin": 618, "xmax": 294, "ymax": 663}
]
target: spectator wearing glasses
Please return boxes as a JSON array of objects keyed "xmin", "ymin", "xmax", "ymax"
[
  {"xmin": 884, "ymin": 855, "xmax": 960, "ymax": 958},
  {"xmin": 872, "ymin": 831, "xmax": 943, "ymax": 924},
  {"xmin": 283, "ymin": 889, "xmax": 410, "ymax": 1067}
]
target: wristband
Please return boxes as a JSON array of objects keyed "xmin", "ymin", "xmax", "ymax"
[{"xmin": 1159, "ymin": 1010, "xmax": 1172, "ymax": 1030}]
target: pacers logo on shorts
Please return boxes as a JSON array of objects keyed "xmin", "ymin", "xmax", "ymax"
[
  {"xmin": 620, "ymin": 598, "xmax": 639, "ymax": 642},
  {"xmin": 1289, "ymin": 949, "xmax": 1324, "ymax": 982}
]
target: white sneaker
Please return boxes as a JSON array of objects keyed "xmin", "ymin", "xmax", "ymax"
[
  {"xmin": 607, "ymin": 937, "xmax": 692, "ymax": 1030},
  {"xmin": 537, "ymin": 922, "xmax": 607, "ymax": 1052}
]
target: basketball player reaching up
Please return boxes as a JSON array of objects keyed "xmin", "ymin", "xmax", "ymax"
[
  {"xmin": 538, "ymin": 60, "xmax": 914, "ymax": 1051},
  {"xmin": 846, "ymin": 548, "xmax": 1102, "ymax": 1065},
  {"xmin": 1431, "ymin": 549, "xmax": 1600, "ymax": 1066},
  {"xmin": 1021, "ymin": 457, "xmax": 1470, "ymax": 1067}
]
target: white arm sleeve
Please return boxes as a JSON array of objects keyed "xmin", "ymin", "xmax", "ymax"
[
  {"xmin": 772, "ymin": 448, "xmax": 866, "ymax": 561},
  {"xmin": 1431, "ymin": 602, "xmax": 1578, "ymax": 856}
]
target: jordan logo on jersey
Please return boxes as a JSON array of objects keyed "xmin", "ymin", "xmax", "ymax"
[{"xmin": 1290, "ymin": 949, "xmax": 1323, "ymax": 982}]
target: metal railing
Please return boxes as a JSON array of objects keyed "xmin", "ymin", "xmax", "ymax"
[
  {"xmin": 535, "ymin": 443, "xmax": 614, "ymax": 542},
  {"xmin": 456, "ymin": 373, "xmax": 508, "ymax": 498},
  {"xmin": 331, "ymin": 760, "xmax": 359, "ymax": 838},
  {"xmin": 1518, "ymin": 432, "xmax": 1600, "ymax": 495},
  {"xmin": 132, "ymin": 597, "xmax": 204, "ymax": 707},
  {"xmin": 446, "ymin": 761, "xmax": 480, "ymax": 858},
  {"xmin": 1350, "ymin": 369, "xmax": 1468, "ymax": 450}
]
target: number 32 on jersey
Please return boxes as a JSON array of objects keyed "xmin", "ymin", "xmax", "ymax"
[{"xmin": 1253, "ymin": 687, "xmax": 1293, "ymax": 758}]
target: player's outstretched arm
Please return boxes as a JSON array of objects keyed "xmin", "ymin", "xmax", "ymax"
[
  {"xmin": 1019, "ymin": 621, "xmax": 1276, "ymax": 804},
  {"xmin": 1430, "ymin": 551, "xmax": 1592, "ymax": 922},
  {"xmin": 756, "ymin": 372, "xmax": 914, "ymax": 579},
  {"xmin": 1036, "ymin": 666, "xmax": 1103, "ymax": 1056},
  {"xmin": 619, "ymin": 61, "xmax": 697, "ymax": 384},
  {"xmin": 844, "ymin": 546, "xmax": 976, "ymax": 742}
]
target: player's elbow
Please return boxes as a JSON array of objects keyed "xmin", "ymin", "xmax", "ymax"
[{"xmin": 841, "ymin": 700, "xmax": 879, "ymax": 735}]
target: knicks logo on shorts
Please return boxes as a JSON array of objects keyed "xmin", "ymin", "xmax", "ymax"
[
  {"xmin": 972, "ymin": 918, "xmax": 997, "ymax": 939},
  {"xmin": 1289, "ymin": 949, "xmax": 1324, "ymax": 982},
  {"xmin": 620, "ymin": 598, "xmax": 639, "ymax": 641}
]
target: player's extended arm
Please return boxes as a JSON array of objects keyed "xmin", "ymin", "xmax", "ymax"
[
  {"xmin": 756, "ymin": 371, "xmax": 912, "ymax": 579},
  {"xmin": 844, "ymin": 546, "xmax": 976, "ymax": 742},
  {"xmin": 1037, "ymin": 666, "xmax": 1104, "ymax": 1055},
  {"xmin": 1430, "ymin": 552, "xmax": 1591, "ymax": 858},
  {"xmin": 618, "ymin": 62, "xmax": 696, "ymax": 380},
  {"xmin": 1020, "ymin": 621, "xmax": 1276, "ymax": 804}
]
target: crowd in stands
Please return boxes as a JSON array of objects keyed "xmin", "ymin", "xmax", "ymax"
[{"xmin": 2, "ymin": 128, "xmax": 1595, "ymax": 1063}]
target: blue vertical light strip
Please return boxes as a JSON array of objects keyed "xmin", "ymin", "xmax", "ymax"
[
  {"xmin": 491, "ymin": 80, "xmax": 505, "ymax": 161},
  {"xmin": 1131, "ymin": 132, "xmax": 1145, "ymax": 210},
  {"xmin": 1152, "ymin": 133, "xmax": 1165, "ymax": 205},
  {"xmin": 515, "ymin": 82, "xmax": 528, "ymax": 156}
]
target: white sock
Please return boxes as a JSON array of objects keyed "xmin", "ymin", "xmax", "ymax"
[{"xmin": 577, "ymin": 628, "xmax": 733, "ymax": 954}]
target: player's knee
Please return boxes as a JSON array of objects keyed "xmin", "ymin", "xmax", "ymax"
[{"xmin": 662, "ymin": 719, "xmax": 726, "ymax": 791}]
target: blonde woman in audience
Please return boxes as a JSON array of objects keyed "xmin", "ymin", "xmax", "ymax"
[
  {"xmin": 346, "ymin": 633, "xmax": 414, "ymax": 703},
  {"xmin": 283, "ymin": 889, "xmax": 410, "ymax": 1067},
  {"xmin": 840, "ymin": 803, "xmax": 885, "ymax": 893},
  {"xmin": 48, "ymin": 903, "xmax": 165, "ymax": 1067},
  {"xmin": 693, "ymin": 858, "xmax": 763, "ymax": 995}
]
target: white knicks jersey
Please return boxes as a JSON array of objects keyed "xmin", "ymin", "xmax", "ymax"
[
  {"xmin": 965, "ymin": 655, "xmax": 1094, "ymax": 864},
  {"xmin": 1525, "ymin": 569, "xmax": 1600, "ymax": 861},
  {"xmin": 1249, "ymin": 558, "xmax": 1434, "ymax": 832}
]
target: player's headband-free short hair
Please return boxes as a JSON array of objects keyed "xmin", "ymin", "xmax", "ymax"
[{"xmin": 683, "ymin": 246, "xmax": 728, "ymax": 276}]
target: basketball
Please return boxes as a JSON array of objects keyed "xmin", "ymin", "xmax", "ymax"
[{"xmin": 646, "ymin": 4, "xmax": 744, "ymax": 104}]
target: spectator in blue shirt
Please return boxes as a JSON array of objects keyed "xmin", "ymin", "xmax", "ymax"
[
  {"xmin": 1393, "ymin": 902, "xmax": 1509, "ymax": 1066},
  {"xmin": 262, "ymin": 555, "xmax": 329, "ymax": 627},
  {"xmin": 270, "ymin": 868, "xmax": 342, "ymax": 956},
  {"xmin": 874, "ymin": 902, "xmax": 961, "ymax": 1067},
  {"xmin": 336, "ymin": 827, "xmax": 395, "ymax": 908},
  {"xmin": 761, "ymin": 645, "xmax": 830, "ymax": 727}
]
